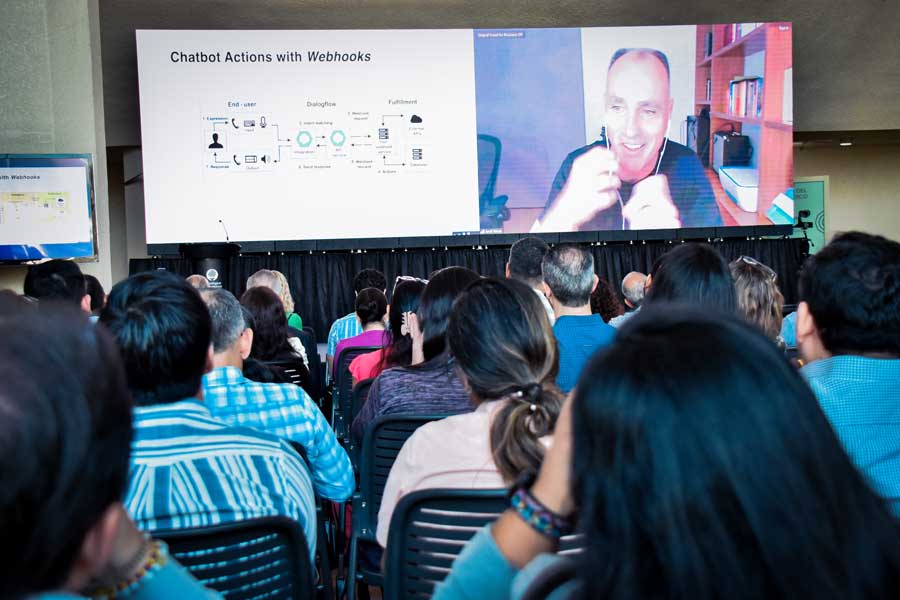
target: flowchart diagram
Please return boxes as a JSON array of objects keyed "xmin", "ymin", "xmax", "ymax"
[{"xmin": 202, "ymin": 104, "xmax": 430, "ymax": 175}]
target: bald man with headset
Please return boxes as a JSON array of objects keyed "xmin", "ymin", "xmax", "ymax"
[{"xmin": 535, "ymin": 48, "xmax": 722, "ymax": 232}]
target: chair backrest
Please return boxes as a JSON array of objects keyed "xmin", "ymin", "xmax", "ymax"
[
  {"xmin": 383, "ymin": 488, "xmax": 507, "ymax": 599},
  {"xmin": 355, "ymin": 414, "xmax": 449, "ymax": 537},
  {"xmin": 154, "ymin": 516, "xmax": 313, "ymax": 600},
  {"xmin": 334, "ymin": 345, "xmax": 382, "ymax": 430},
  {"xmin": 265, "ymin": 358, "xmax": 307, "ymax": 388},
  {"xmin": 350, "ymin": 377, "xmax": 376, "ymax": 427}
]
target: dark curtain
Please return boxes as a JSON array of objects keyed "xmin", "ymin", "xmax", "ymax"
[{"xmin": 130, "ymin": 237, "xmax": 808, "ymax": 343}]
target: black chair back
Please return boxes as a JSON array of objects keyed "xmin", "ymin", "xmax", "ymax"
[
  {"xmin": 333, "ymin": 345, "xmax": 381, "ymax": 436},
  {"xmin": 383, "ymin": 488, "xmax": 507, "ymax": 599},
  {"xmin": 155, "ymin": 516, "xmax": 314, "ymax": 600}
]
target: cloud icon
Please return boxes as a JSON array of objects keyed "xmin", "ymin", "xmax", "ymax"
[{"xmin": 410, "ymin": 115, "xmax": 423, "ymax": 124}]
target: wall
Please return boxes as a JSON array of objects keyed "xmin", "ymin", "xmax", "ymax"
[
  {"xmin": 795, "ymin": 144, "xmax": 900, "ymax": 242},
  {"xmin": 0, "ymin": 0, "xmax": 113, "ymax": 292}
]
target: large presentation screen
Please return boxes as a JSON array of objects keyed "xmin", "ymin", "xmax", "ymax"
[
  {"xmin": 136, "ymin": 23, "xmax": 793, "ymax": 244},
  {"xmin": 0, "ymin": 155, "xmax": 96, "ymax": 261}
]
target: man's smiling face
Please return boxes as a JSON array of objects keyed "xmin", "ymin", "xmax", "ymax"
[{"xmin": 604, "ymin": 52, "xmax": 674, "ymax": 183}]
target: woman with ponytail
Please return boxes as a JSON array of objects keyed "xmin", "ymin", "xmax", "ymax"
[{"xmin": 376, "ymin": 277, "xmax": 563, "ymax": 548}]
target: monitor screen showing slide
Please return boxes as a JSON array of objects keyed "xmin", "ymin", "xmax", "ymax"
[
  {"xmin": 0, "ymin": 155, "xmax": 96, "ymax": 261},
  {"xmin": 136, "ymin": 23, "xmax": 793, "ymax": 244}
]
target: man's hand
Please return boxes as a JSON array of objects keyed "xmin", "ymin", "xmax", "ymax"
[
  {"xmin": 535, "ymin": 146, "xmax": 621, "ymax": 232},
  {"xmin": 622, "ymin": 174, "xmax": 681, "ymax": 230}
]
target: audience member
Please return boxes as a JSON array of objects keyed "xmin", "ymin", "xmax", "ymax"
[
  {"xmin": 351, "ymin": 266, "xmax": 479, "ymax": 445},
  {"xmin": 0, "ymin": 298, "xmax": 218, "ymax": 598},
  {"xmin": 247, "ymin": 268, "xmax": 303, "ymax": 330},
  {"xmin": 24, "ymin": 259, "xmax": 91, "ymax": 312},
  {"xmin": 436, "ymin": 308, "xmax": 900, "ymax": 599},
  {"xmin": 201, "ymin": 288, "xmax": 354, "ymax": 503},
  {"xmin": 185, "ymin": 274, "xmax": 209, "ymax": 289},
  {"xmin": 238, "ymin": 305, "xmax": 287, "ymax": 384},
  {"xmin": 349, "ymin": 277, "xmax": 427, "ymax": 382},
  {"xmin": 542, "ymin": 245, "xmax": 615, "ymax": 392},
  {"xmin": 781, "ymin": 310, "xmax": 798, "ymax": 348},
  {"xmin": 99, "ymin": 271, "xmax": 318, "ymax": 562},
  {"xmin": 730, "ymin": 255, "xmax": 785, "ymax": 347},
  {"xmin": 608, "ymin": 271, "xmax": 647, "ymax": 328},
  {"xmin": 377, "ymin": 277, "xmax": 563, "ymax": 547},
  {"xmin": 332, "ymin": 287, "xmax": 389, "ymax": 373},
  {"xmin": 797, "ymin": 232, "xmax": 900, "ymax": 512},
  {"xmin": 588, "ymin": 277, "xmax": 625, "ymax": 322},
  {"xmin": 506, "ymin": 236, "xmax": 555, "ymax": 324},
  {"xmin": 327, "ymin": 268, "xmax": 387, "ymax": 376},
  {"xmin": 644, "ymin": 243, "xmax": 737, "ymax": 312},
  {"xmin": 84, "ymin": 274, "xmax": 106, "ymax": 315}
]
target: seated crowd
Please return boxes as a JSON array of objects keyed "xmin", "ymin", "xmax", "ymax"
[{"xmin": 2, "ymin": 230, "xmax": 900, "ymax": 599}]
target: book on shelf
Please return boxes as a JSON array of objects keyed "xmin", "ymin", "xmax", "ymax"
[
  {"xmin": 705, "ymin": 31, "xmax": 713, "ymax": 57},
  {"xmin": 739, "ymin": 23, "xmax": 760, "ymax": 37},
  {"xmin": 727, "ymin": 76, "xmax": 763, "ymax": 118}
]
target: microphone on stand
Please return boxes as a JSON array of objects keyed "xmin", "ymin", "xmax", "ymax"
[{"xmin": 218, "ymin": 219, "xmax": 230, "ymax": 242}]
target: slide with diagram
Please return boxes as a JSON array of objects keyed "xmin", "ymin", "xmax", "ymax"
[{"xmin": 137, "ymin": 29, "xmax": 480, "ymax": 243}]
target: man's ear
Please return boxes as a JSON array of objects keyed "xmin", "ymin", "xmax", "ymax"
[
  {"xmin": 505, "ymin": 263, "xmax": 511, "ymax": 279},
  {"xmin": 542, "ymin": 281, "xmax": 553, "ymax": 299},
  {"xmin": 64, "ymin": 503, "xmax": 122, "ymax": 591},
  {"xmin": 81, "ymin": 294, "xmax": 92, "ymax": 314},
  {"xmin": 591, "ymin": 274, "xmax": 599, "ymax": 293},
  {"xmin": 644, "ymin": 274, "xmax": 652, "ymax": 294},
  {"xmin": 239, "ymin": 328, "xmax": 253, "ymax": 360},
  {"xmin": 796, "ymin": 301, "xmax": 830, "ymax": 362},
  {"xmin": 204, "ymin": 344, "xmax": 215, "ymax": 374}
]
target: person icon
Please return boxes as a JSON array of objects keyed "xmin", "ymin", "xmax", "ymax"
[{"xmin": 208, "ymin": 133, "xmax": 224, "ymax": 149}]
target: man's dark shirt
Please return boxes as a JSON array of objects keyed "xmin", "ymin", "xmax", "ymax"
[{"xmin": 543, "ymin": 137, "xmax": 723, "ymax": 231}]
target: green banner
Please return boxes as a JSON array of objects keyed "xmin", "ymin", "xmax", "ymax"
[{"xmin": 792, "ymin": 178, "xmax": 827, "ymax": 253}]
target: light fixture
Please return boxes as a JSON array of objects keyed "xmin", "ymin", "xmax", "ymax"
[{"xmin": 839, "ymin": 138, "xmax": 853, "ymax": 147}]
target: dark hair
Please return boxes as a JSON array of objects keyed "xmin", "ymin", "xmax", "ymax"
[
  {"xmin": 355, "ymin": 287, "xmax": 388, "ymax": 326},
  {"xmin": 609, "ymin": 48, "xmax": 671, "ymax": 85},
  {"xmin": 508, "ymin": 237, "xmax": 550, "ymax": 287},
  {"xmin": 448, "ymin": 278, "xmax": 562, "ymax": 482},
  {"xmin": 23, "ymin": 259, "xmax": 87, "ymax": 306},
  {"xmin": 646, "ymin": 243, "xmax": 737, "ymax": 312},
  {"xmin": 201, "ymin": 288, "xmax": 245, "ymax": 353},
  {"xmin": 542, "ymin": 244, "xmax": 595, "ymax": 307},
  {"xmin": 418, "ymin": 266, "xmax": 481, "ymax": 362},
  {"xmin": 353, "ymin": 268, "xmax": 386, "ymax": 294},
  {"xmin": 799, "ymin": 231, "xmax": 900, "ymax": 356},
  {"xmin": 100, "ymin": 271, "xmax": 211, "ymax": 406},
  {"xmin": 240, "ymin": 286, "xmax": 294, "ymax": 361},
  {"xmin": 384, "ymin": 278, "xmax": 427, "ymax": 369},
  {"xmin": 571, "ymin": 306, "xmax": 900, "ymax": 599},
  {"xmin": 590, "ymin": 278, "xmax": 625, "ymax": 322},
  {"xmin": 0, "ymin": 303, "xmax": 132, "ymax": 597},
  {"xmin": 84, "ymin": 275, "xmax": 105, "ymax": 314}
]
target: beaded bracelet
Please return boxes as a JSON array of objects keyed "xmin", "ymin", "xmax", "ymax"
[
  {"xmin": 509, "ymin": 480, "xmax": 575, "ymax": 540},
  {"xmin": 88, "ymin": 540, "xmax": 168, "ymax": 599}
]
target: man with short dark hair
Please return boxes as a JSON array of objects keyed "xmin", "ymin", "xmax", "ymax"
[
  {"xmin": 100, "ymin": 271, "xmax": 317, "ymax": 560},
  {"xmin": 326, "ymin": 268, "xmax": 387, "ymax": 377},
  {"xmin": 542, "ymin": 244, "xmax": 615, "ymax": 392},
  {"xmin": 797, "ymin": 232, "xmax": 900, "ymax": 512},
  {"xmin": 201, "ymin": 288, "xmax": 353, "ymax": 503},
  {"xmin": 506, "ymin": 236, "xmax": 554, "ymax": 323},
  {"xmin": 609, "ymin": 270, "xmax": 647, "ymax": 328},
  {"xmin": 24, "ymin": 259, "xmax": 91, "ymax": 313}
]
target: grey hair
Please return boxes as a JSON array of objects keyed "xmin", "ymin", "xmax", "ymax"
[
  {"xmin": 622, "ymin": 271, "xmax": 648, "ymax": 308},
  {"xmin": 200, "ymin": 288, "xmax": 246, "ymax": 353},
  {"xmin": 246, "ymin": 269, "xmax": 283, "ymax": 295},
  {"xmin": 541, "ymin": 245, "xmax": 595, "ymax": 308}
]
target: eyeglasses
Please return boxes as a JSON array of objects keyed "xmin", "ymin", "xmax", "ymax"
[{"xmin": 737, "ymin": 255, "xmax": 777, "ymax": 282}]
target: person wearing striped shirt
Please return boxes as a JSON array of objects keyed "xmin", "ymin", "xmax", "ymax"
[
  {"xmin": 99, "ymin": 271, "xmax": 318, "ymax": 562},
  {"xmin": 326, "ymin": 268, "xmax": 386, "ymax": 381},
  {"xmin": 200, "ymin": 288, "xmax": 354, "ymax": 502}
]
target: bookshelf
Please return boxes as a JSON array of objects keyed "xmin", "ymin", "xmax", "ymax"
[{"xmin": 695, "ymin": 22, "xmax": 793, "ymax": 224}]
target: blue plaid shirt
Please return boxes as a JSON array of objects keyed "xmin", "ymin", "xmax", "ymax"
[
  {"xmin": 202, "ymin": 366, "xmax": 354, "ymax": 502},
  {"xmin": 327, "ymin": 312, "xmax": 362, "ymax": 358},
  {"xmin": 802, "ymin": 355, "xmax": 900, "ymax": 514},
  {"xmin": 126, "ymin": 399, "xmax": 317, "ymax": 562}
]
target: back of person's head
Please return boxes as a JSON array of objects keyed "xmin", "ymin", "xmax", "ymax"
[
  {"xmin": 448, "ymin": 278, "xmax": 562, "ymax": 482},
  {"xmin": 355, "ymin": 287, "xmax": 388, "ymax": 326},
  {"xmin": 246, "ymin": 269, "xmax": 282, "ymax": 295},
  {"xmin": 240, "ymin": 285, "xmax": 290, "ymax": 361},
  {"xmin": 385, "ymin": 278, "xmax": 427, "ymax": 368},
  {"xmin": 621, "ymin": 271, "xmax": 647, "ymax": 308},
  {"xmin": 185, "ymin": 274, "xmax": 210, "ymax": 289},
  {"xmin": 570, "ymin": 306, "xmax": 900, "ymax": 599},
  {"xmin": 645, "ymin": 243, "xmax": 736, "ymax": 312},
  {"xmin": 508, "ymin": 237, "xmax": 550, "ymax": 288},
  {"xmin": 100, "ymin": 271, "xmax": 211, "ymax": 406},
  {"xmin": 542, "ymin": 244, "xmax": 596, "ymax": 308},
  {"xmin": 353, "ymin": 268, "xmax": 386, "ymax": 294},
  {"xmin": 730, "ymin": 256, "xmax": 784, "ymax": 341},
  {"xmin": 201, "ymin": 288, "xmax": 246, "ymax": 353},
  {"xmin": 24, "ymin": 259, "xmax": 87, "ymax": 308},
  {"xmin": 0, "ymin": 301, "xmax": 133, "ymax": 598},
  {"xmin": 799, "ymin": 232, "xmax": 900, "ymax": 356},
  {"xmin": 84, "ymin": 274, "xmax": 105, "ymax": 314},
  {"xmin": 417, "ymin": 266, "xmax": 481, "ymax": 361},
  {"xmin": 271, "ymin": 270, "xmax": 295, "ymax": 314},
  {"xmin": 590, "ymin": 277, "xmax": 625, "ymax": 322}
]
